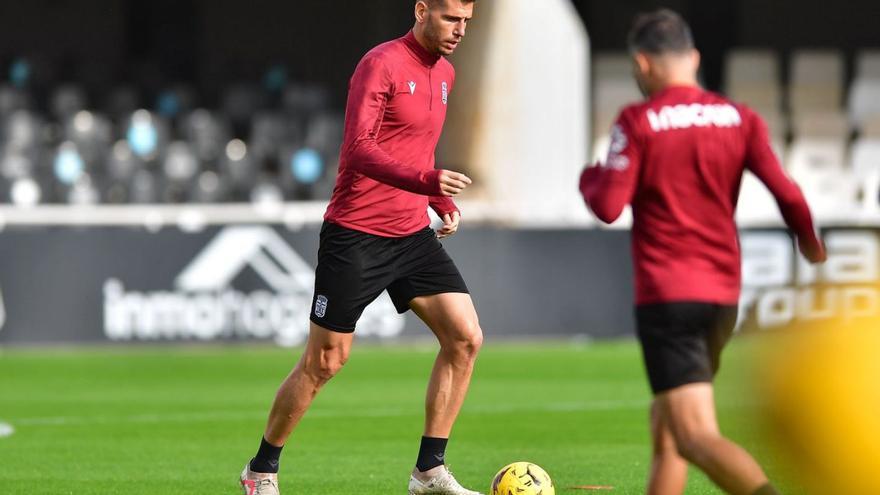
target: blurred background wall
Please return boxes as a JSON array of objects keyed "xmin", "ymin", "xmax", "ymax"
[{"xmin": 2, "ymin": 0, "xmax": 878, "ymax": 98}]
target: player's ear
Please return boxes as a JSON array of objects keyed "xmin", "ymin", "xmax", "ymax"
[
  {"xmin": 415, "ymin": 1, "xmax": 429, "ymax": 24},
  {"xmin": 632, "ymin": 52, "xmax": 651, "ymax": 77},
  {"xmin": 690, "ymin": 49, "xmax": 701, "ymax": 72}
]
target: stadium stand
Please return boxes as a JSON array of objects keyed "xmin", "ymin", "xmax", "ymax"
[
  {"xmin": 0, "ymin": 59, "xmax": 343, "ymax": 206},
  {"xmin": 590, "ymin": 46, "xmax": 880, "ymax": 222}
]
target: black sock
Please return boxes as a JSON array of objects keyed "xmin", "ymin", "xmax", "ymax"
[
  {"xmin": 250, "ymin": 437, "xmax": 284, "ymax": 474},
  {"xmin": 416, "ymin": 436, "xmax": 448, "ymax": 472},
  {"xmin": 752, "ymin": 483, "xmax": 780, "ymax": 495}
]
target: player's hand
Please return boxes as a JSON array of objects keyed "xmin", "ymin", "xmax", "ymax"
[
  {"xmin": 436, "ymin": 211, "xmax": 461, "ymax": 239},
  {"xmin": 579, "ymin": 163, "xmax": 601, "ymax": 196},
  {"xmin": 799, "ymin": 237, "xmax": 828, "ymax": 264},
  {"xmin": 438, "ymin": 170, "xmax": 472, "ymax": 197}
]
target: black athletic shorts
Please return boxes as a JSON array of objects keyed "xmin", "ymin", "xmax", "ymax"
[
  {"xmin": 309, "ymin": 221, "xmax": 469, "ymax": 333},
  {"xmin": 635, "ymin": 302, "xmax": 738, "ymax": 395}
]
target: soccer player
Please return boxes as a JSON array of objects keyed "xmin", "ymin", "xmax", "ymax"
[
  {"xmin": 579, "ymin": 9, "xmax": 826, "ymax": 495},
  {"xmin": 240, "ymin": 1, "xmax": 483, "ymax": 495}
]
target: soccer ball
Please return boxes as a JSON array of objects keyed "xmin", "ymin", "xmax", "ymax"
[{"xmin": 491, "ymin": 462, "xmax": 555, "ymax": 495}]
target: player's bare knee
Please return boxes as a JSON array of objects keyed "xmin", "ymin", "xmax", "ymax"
[
  {"xmin": 650, "ymin": 418, "xmax": 678, "ymax": 456},
  {"xmin": 671, "ymin": 429, "xmax": 714, "ymax": 464},
  {"xmin": 323, "ymin": 349, "xmax": 349, "ymax": 380},
  {"xmin": 464, "ymin": 321, "xmax": 483, "ymax": 354},
  {"xmin": 653, "ymin": 431, "xmax": 679, "ymax": 457},
  {"xmin": 446, "ymin": 319, "xmax": 482, "ymax": 359},
  {"xmin": 304, "ymin": 346, "xmax": 348, "ymax": 385},
  {"xmin": 313, "ymin": 359, "xmax": 344, "ymax": 385}
]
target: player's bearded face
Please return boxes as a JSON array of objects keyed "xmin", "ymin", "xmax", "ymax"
[{"xmin": 424, "ymin": 1, "xmax": 473, "ymax": 56}]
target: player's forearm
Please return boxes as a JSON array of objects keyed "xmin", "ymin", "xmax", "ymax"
[
  {"xmin": 348, "ymin": 140, "xmax": 442, "ymax": 195},
  {"xmin": 748, "ymin": 144, "xmax": 824, "ymax": 256},
  {"xmin": 776, "ymin": 190, "xmax": 823, "ymax": 254}
]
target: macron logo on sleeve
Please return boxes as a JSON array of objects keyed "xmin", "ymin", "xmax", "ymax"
[{"xmin": 646, "ymin": 103, "xmax": 742, "ymax": 132}]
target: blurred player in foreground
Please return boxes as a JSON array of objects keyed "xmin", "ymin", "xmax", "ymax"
[
  {"xmin": 579, "ymin": 9, "xmax": 826, "ymax": 495},
  {"xmin": 240, "ymin": 1, "xmax": 482, "ymax": 494},
  {"xmin": 761, "ymin": 314, "xmax": 880, "ymax": 494}
]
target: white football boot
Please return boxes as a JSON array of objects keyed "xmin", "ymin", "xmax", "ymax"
[
  {"xmin": 408, "ymin": 465, "xmax": 484, "ymax": 495},
  {"xmin": 240, "ymin": 463, "xmax": 280, "ymax": 495}
]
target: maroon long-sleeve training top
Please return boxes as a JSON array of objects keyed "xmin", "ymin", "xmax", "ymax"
[
  {"xmin": 581, "ymin": 85, "xmax": 824, "ymax": 305},
  {"xmin": 324, "ymin": 30, "xmax": 459, "ymax": 237}
]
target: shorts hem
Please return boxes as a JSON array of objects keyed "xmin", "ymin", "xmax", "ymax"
[
  {"xmin": 393, "ymin": 289, "xmax": 471, "ymax": 314},
  {"xmin": 651, "ymin": 378, "xmax": 713, "ymax": 395},
  {"xmin": 309, "ymin": 317, "xmax": 356, "ymax": 334}
]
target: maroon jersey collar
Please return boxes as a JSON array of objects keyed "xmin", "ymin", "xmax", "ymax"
[
  {"xmin": 652, "ymin": 84, "xmax": 702, "ymax": 100},
  {"xmin": 403, "ymin": 30, "xmax": 442, "ymax": 67}
]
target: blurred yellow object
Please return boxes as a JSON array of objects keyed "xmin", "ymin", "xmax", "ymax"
[{"xmin": 761, "ymin": 316, "xmax": 880, "ymax": 494}]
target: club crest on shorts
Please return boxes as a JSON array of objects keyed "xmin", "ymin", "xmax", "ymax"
[
  {"xmin": 314, "ymin": 295, "xmax": 328, "ymax": 318},
  {"xmin": 441, "ymin": 81, "xmax": 448, "ymax": 105}
]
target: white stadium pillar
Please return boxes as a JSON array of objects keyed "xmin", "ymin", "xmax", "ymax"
[{"xmin": 439, "ymin": 0, "xmax": 592, "ymax": 226}]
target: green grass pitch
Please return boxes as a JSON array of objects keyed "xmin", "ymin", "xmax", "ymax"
[{"xmin": 0, "ymin": 338, "xmax": 802, "ymax": 494}]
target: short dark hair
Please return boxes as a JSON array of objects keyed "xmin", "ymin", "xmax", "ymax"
[
  {"xmin": 627, "ymin": 9, "xmax": 694, "ymax": 55},
  {"xmin": 425, "ymin": 0, "xmax": 476, "ymax": 6}
]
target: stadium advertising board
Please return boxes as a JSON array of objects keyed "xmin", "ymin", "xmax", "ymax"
[
  {"xmin": 102, "ymin": 226, "xmax": 404, "ymax": 346},
  {"xmin": 0, "ymin": 226, "xmax": 875, "ymax": 345},
  {"xmin": 740, "ymin": 229, "xmax": 880, "ymax": 331}
]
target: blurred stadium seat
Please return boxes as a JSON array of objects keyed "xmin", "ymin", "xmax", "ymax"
[
  {"xmin": 855, "ymin": 49, "xmax": 880, "ymax": 79},
  {"xmin": 851, "ymin": 138, "xmax": 880, "ymax": 177},
  {"xmin": 787, "ymin": 137, "xmax": 846, "ymax": 175},
  {"xmin": 724, "ymin": 49, "xmax": 783, "ymax": 113},
  {"xmin": 50, "ymin": 84, "xmax": 88, "ymax": 120},
  {"xmin": 790, "ymin": 110, "xmax": 850, "ymax": 141},
  {"xmin": 0, "ymin": 63, "xmax": 343, "ymax": 206},
  {"xmin": 789, "ymin": 50, "xmax": 845, "ymax": 113},
  {"xmin": 848, "ymin": 77, "xmax": 880, "ymax": 129},
  {"xmin": 787, "ymin": 137, "xmax": 856, "ymax": 216},
  {"xmin": 862, "ymin": 115, "xmax": 880, "ymax": 138},
  {"xmin": 180, "ymin": 109, "xmax": 230, "ymax": 163},
  {"xmin": 851, "ymin": 138, "xmax": 880, "ymax": 211},
  {"xmin": 0, "ymin": 85, "xmax": 32, "ymax": 114}
]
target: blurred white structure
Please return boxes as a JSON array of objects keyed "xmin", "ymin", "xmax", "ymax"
[{"xmin": 439, "ymin": 0, "xmax": 591, "ymax": 226}]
